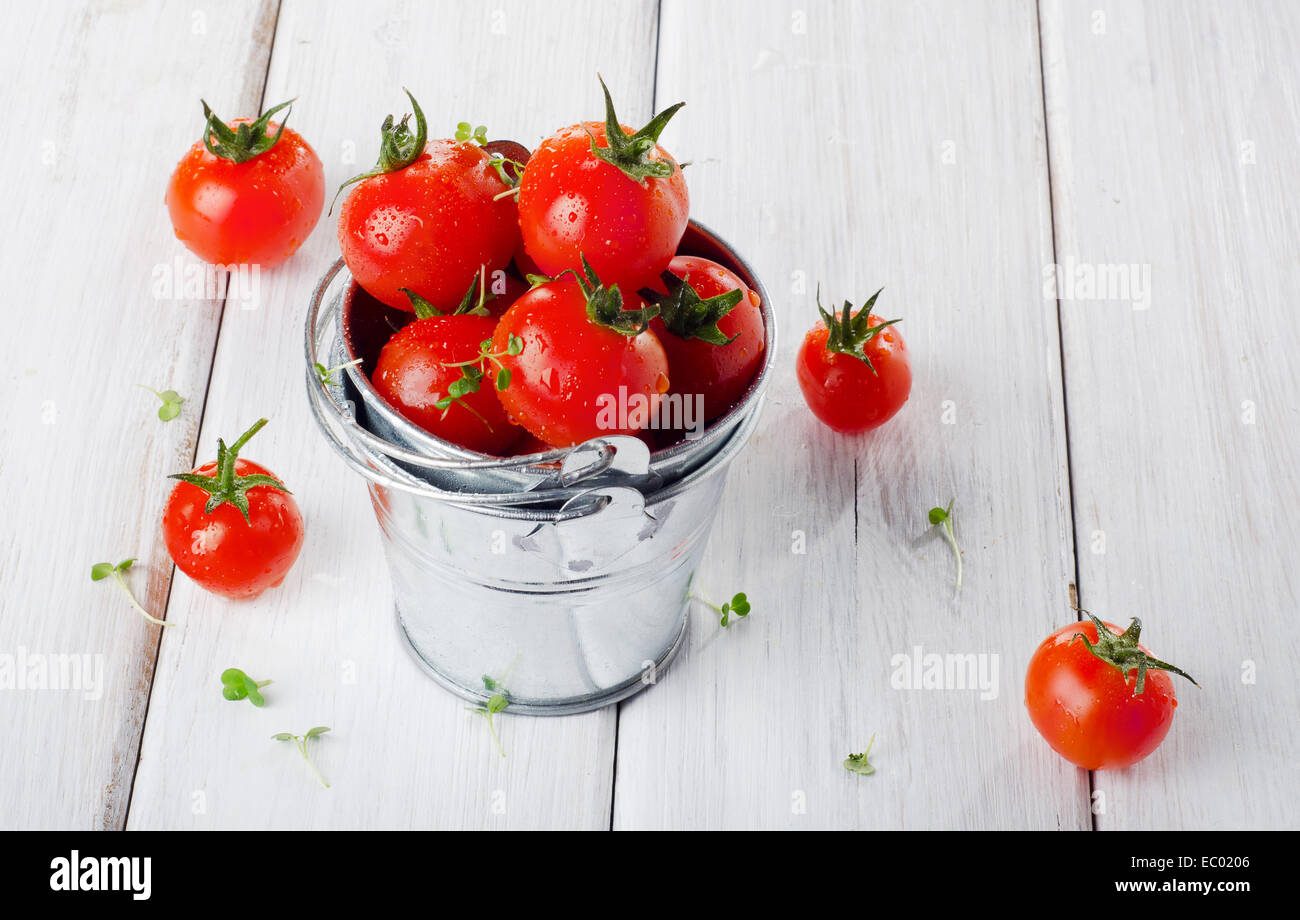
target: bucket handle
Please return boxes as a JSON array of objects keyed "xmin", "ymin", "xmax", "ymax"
[{"xmin": 515, "ymin": 486, "xmax": 660, "ymax": 573}]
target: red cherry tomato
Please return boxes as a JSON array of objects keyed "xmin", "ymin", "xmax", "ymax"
[
  {"xmin": 166, "ymin": 100, "xmax": 324, "ymax": 268},
  {"xmin": 162, "ymin": 419, "xmax": 304, "ymax": 600},
  {"xmin": 372, "ymin": 314, "xmax": 522, "ymax": 455},
  {"xmin": 1025, "ymin": 615, "xmax": 1197, "ymax": 770},
  {"xmin": 517, "ymin": 80, "xmax": 688, "ymax": 292},
  {"xmin": 642, "ymin": 256, "xmax": 765, "ymax": 424},
  {"xmin": 795, "ymin": 293, "xmax": 910, "ymax": 433},
  {"xmin": 493, "ymin": 279, "xmax": 670, "ymax": 447},
  {"xmin": 337, "ymin": 93, "xmax": 518, "ymax": 312},
  {"xmin": 482, "ymin": 271, "xmax": 531, "ymax": 319}
]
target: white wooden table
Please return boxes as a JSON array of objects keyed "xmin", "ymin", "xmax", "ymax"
[{"xmin": 2, "ymin": 0, "xmax": 1297, "ymax": 831}]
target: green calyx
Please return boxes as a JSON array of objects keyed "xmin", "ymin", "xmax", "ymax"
[
  {"xmin": 817, "ymin": 287, "xmax": 901, "ymax": 375},
  {"xmin": 168, "ymin": 418, "xmax": 289, "ymax": 523},
  {"xmin": 639, "ymin": 270, "xmax": 743, "ymax": 345},
  {"xmin": 330, "ymin": 88, "xmax": 428, "ymax": 212},
  {"xmin": 1073, "ymin": 612, "xmax": 1199, "ymax": 696},
  {"xmin": 200, "ymin": 98, "xmax": 293, "ymax": 164},
  {"xmin": 563, "ymin": 256, "xmax": 659, "ymax": 336},
  {"xmin": 588, "ymin": 75, "xmax": 684, "ymax": 182},
  {"xmin": 400, "ymin": 266, "xmax": 494, "ymax": 320}
]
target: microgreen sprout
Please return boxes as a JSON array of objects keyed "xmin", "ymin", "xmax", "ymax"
[
  {"xmin": 467, "ymin": 694, "xmax": 509, "ymax": 758},
  {"xmin": 91, "ymin": 559, "xmax": 173, "ymax": 627},
  {"xmin": 482, "ymin": 654, "xmax": 521, "ymax": 696},
  {"xmin": 692, "ymin": 587, "xmax": 751, "ymax": 627},
  {"xmin": 137, "ymin": 385, "xmax": 184, "ymax": 421},
  {"xmin": 927, "ymin": 500, "xmax": 962, "ymax": 592},
  {"xmin": 843, "ymin": 734, "xmax": 877, "ymax": 775},
  {"xmin": 271, "ymin": 726, "xmax": 331, "ymax": 788},
  {"xmin": 455, "ymin": 121, "xmax": 488, "ymax": 146},
  {"xmin": 432, "ymin": 334, "xmax": 524, "ymax": 430},
  {"xmin": 487, "ymin": 154, "xmax": 525, "ymax": 188},
  {"xmin": 313, "ymin": 358, "xmax": 363, "ymax": 387},
  {"xmin": 220, "ymin": 667, "xmax": 272, "ymax": 707}
]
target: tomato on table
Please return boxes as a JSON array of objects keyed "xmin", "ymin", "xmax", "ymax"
[
  {"xmin": 493, "ymin": 263, "xmax": 669, "ymax": 447},
  {"xmin": 1024, "ymin": 614, "xmax": 1198, "ymax": 770},
  {"xmin": 162, "ymin": 419, "xmax": 304, "ymax": 600},
  {"xmin": 166, "ymin": 100, "xmax": 324, "ymax": 268},
  {"xmin": 336, "ymin": 90, "xmax": 519, "ymax": 312},
  {"xmin": 640, "ymin": 255, "xmax": 765, "ymax": 424},
  {"xmin": 517, "ymin": 77, "xmax": 689, "ymax": 292},
  {"xmin": 372, "ymin": 289, "xmax": 523, "ymax": 455},
  {"xmin": 796, "ymin": 289, "xmax": 910, "ymax": 433}
]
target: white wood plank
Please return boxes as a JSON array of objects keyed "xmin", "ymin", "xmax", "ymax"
[
  {"xmin": 126, "ymin": 0, "xmax": 659, "ymax": 829},
  {"xmin": 0, "ymin": 0, "xmax": 277, "ymax": 830},
  {"xmin": 1040, "ymin": 0, "xmax": 1300, "ymax": 829},
  {"xmin": 612, "ymin": 0, "xmax": 1087, "ymax": 829}
]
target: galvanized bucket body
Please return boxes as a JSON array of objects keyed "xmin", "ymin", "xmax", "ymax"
[{"xmin": 305, "ymin": 224, "xmax": 775, "ymax": 714}]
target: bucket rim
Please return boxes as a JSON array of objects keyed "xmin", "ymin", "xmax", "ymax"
[{"xmin": 307, "ymin": 218, "xmax": 777, "ymax": 478}]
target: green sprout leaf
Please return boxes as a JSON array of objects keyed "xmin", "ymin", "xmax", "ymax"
[
  {"xmin": 220, "ymin": 667, "xmax": 272, "ymax": 707},
  {"xmin": 468, "ymin": 693, "xmax": 510, "ymax": 758},
  {"xmin": 272, "ymin": 726, "xmax": 332, "ymax": 788},
  {"xmin": 314, "ymin": 359, "xmax": 363, "ymax": 388},
  {"xmin": 431, "ymin": 330, "xmax": 522, "ymax": 430},
  {"xmin": 843, "ymin": 734, "xmax": 877, "ymax": 776},
  {"xmin": 455, "ymin": 121, "xmax": 488, "ymax": 146},
  {"xmin": 927, "ymin": 499, "xmax": 962, "ymax": 592},
  {"xmin": 690, "ymin": 585, "xmax": 752, "ymax": 628},
  {"xmin": 91, "ymin": 558, "xmax": 173, "ymax": 628},
  {"xmin": 137, "ymin": 385, "xmax": 185, "ymax": 422}
]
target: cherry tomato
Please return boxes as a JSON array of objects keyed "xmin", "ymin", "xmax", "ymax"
[
  {"xmin": 493, "ymin": 277, "xmax": 669, "ymax": 447},
  {"xmin": 166, "ymin": 100, "xmax": 324, "ymax": 268},
  {"xmin": 1025, "ymin": 615, "xmax": 1197, "ymax": 770},
  {"xmin": 482, "ymin": 271, "xmax": 531, "ymax": 319},
  {"xmin": 795, "ymin": 291, "xmax": 910, "ymax": 433},
  {"xmin": 372, "ymin": 313, "xmax": 522, "ymax": 455},
  {"xmin": 517, "ymin": 79, "xmax": 688, "ymax": 292},
  {"xmin": 162, "ymin": 419, "xmax": 304, "ymax": 600},
  {"xmin": 642, "ymin": 256, "xmax": 765, "ymax": 424},
  {"xmin": 337, "ymin": 92, "xmax": 518, "ymax": 312}
]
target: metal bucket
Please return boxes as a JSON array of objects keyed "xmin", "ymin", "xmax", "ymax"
[
  {"xmin": 334, "ymin": 220, "xmax": 775, "ymax": 494},
  {"xmin": 304, "ymin": 229, "xmax": 775, "ymax": 714}
]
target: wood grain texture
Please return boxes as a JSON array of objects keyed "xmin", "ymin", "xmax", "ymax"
[
  {"xmin": 0, "ymin": 0, "xmax": 277, "ymax": 830},
  {"xmin": 125, "ymin": 0, "xmax": 658, "ymax": 830},
  {"xmin": 611, "ymin": 0, "xmax": 1087, "ymax": 829},
  {"xmin": 1040, "ymin": 0, "xmax": 1300, "ymax": 829}
]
